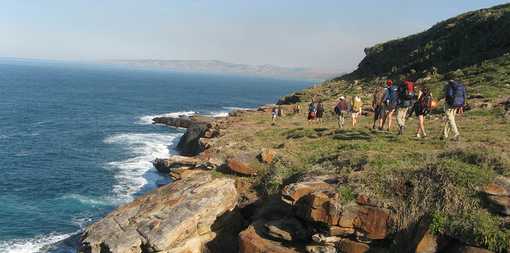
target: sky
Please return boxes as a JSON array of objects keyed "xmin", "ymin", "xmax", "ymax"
[{"xmin": 1, "ymin": 0, "xmax": 508, "ymax": 72}]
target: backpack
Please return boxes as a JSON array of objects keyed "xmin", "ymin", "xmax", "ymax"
[
  {"xmin": 385, "ymin": 85, "xmax": 399, "ymax": 106},
  {"xmin": 418, "ymin": 93, "xmax": 432, "ymax": 111},
  {"xmin": 334, "ymin": 101, "xmax": 348, "ymax": 114},
  {"xmin": 317, "ymin": 103, "xmax": 324, "ymax": 113},
  {"xmin": 401, "ymin": 81, "xmax": 416, "ymax": 100},
  {"xmin": 446, "ymin": 81, "xmax": 466, "ymax": 107}
]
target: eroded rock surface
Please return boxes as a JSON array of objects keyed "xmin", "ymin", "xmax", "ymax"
[
  {"xmin": 153, "ymin": 156, "xmax": 214, "ymax": 173},
  {"xmin": 79, "ymin": 172, "xmax": 237, "ymax": 253},
  {"xmin": 483, "ymin": 176, "xmax": 510, "ymax": 215}
]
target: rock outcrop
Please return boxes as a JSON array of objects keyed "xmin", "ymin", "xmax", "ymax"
[
  {"xmin": 177, "ymin": 123, "xmax": 210, "ymax": 156},
  {"xmin": 279, "ymin": 175, "xmax": 394, "ymax": 252},
  {"xmin": 258, "ymin": 149, "xmax": 277, "ymax": 164},
  {"xmin": 483, "ymin": 176, "xmax": 510, "ymax": 216},
  {"xmin": 277, "ymin": 93, "xmax": 302, "ymax": 105},
  {"xmin": 152, "ymin": 116, "xmax": 211, "ymax": 156},
  {"xmin": 227, "ymin": 154, "xmax": 258, "ymax": 176},
  {"xmin": 239, "ymin": 221, "xmax": 303, "ymax": 253},
  {"xmin": 79, "ymin": 171, "xmax": 238, "ymax": 253},
  {"xmin": 152, "ymin": 156, "xmax": 215, "ymax": 173}
]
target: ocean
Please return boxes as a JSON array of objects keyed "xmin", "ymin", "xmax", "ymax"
[{"xmin": 0, "ymin": 58, "xmax": 311, "ymax": 253}]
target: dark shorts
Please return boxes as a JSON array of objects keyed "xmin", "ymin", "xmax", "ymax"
[
  {"xmin": 385, "ymin": 104, "xmax": 396, "ymax": 113},
  {"xmin": 374, "ymin": 105, "xmax": 385, "ymax": 120},
  {"xmin": 316, "ymin": 111, "xmax": 324, "ymax": 118},
  {"xmin": 415, "ymin": 106, "xmax": 429, "ymax": 116}
]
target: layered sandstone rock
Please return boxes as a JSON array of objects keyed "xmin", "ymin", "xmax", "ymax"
[
  {"xmin": 280, "ymin": 175, "xmax": 393, "ymax": 252},
  {"xmin": 79, "ymin": 172, "xmax": 237, "ymax": 253},
  {"xmin": 227, "ymin": 154, "xmax": 258, "ymax": 176},
  {"xmin": 239, "ymin": 222, "xmax": 302, "ymax": 253},
  {"xmin": 152, "ymin": 116, "xmax": 211, "ymax": 156},
  {"xmin": 152, "ymin": 156, "xmax": 214, "ymax": 173},
  {"xmin": 483, "ymin": 176, "xmax": 510, "ymax": 215}
]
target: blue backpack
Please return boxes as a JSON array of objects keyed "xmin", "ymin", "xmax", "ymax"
[
  {"xmin": 385, "ymin": 85, "xmax": 399, "ymax": 106},
  {"xmin": 446, "ymin": 81, "xmax": 466, "ymax": 107}
]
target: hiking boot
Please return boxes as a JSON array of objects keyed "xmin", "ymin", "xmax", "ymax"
[{"xmin": 416, "ymin": 133, "xmax": 422, "ymax": 138}]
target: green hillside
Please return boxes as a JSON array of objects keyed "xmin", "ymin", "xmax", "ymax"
[{"xmin": 346, "ymin": 3, "xmax": 510, "ymax": 80}]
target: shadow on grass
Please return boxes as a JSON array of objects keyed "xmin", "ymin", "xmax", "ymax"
[{"xmin": 332, "ymin": 130, "xmax": 373, "ymax": 141}]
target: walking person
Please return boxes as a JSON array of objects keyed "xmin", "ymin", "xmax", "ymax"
[
  {"xmin": 351, "ymin": 96, "xmax": 363, "ymax": 127},
  {"xmin": 277, "ymin": 105, "xmax": 284, "ymax": 117},
  {"xmin": 372, "ymin": 83, "xmax": 387, "ymax": 130},
  {"xmin": 443, "ymin": 80, "xmax": 466, "ymax": 140},
  {"xmin": 334, "ymin": 96, "xmax": 349, "ymax": 128},
  {"xmin": 316, "ymin": 101, "xmax": 325, "ymax": 123},
  {"xmin": 396, "ymin": 79, "xmax": 416, "ymax": 135},
  {"xmin": 271, "ymin": 107, "xmax": 278, "ymax": 123},
  {"xmin": 382, "ymin": 80, "xmax": 399, "ymax": 131},
  {"xmin": 307, "ymin": 101, "xmax": 317, "ymax": 123},
  {"xmin": 414, "ymin": 87, "xmax": 433, "ymax": 138}
]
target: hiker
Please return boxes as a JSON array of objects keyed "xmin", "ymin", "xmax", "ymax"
[
  {"xmin": 271, "ymin": 107, "xmax": 278, "ymax": 122},
  {"xmin": 293, "ymin": 104, "xmax": 301, "ymax": 114},
  {"xmin": 443, "ymin": 80, "xmax": 466, "ymax": 140},
  {"xmin": 396, "ymin": 79, "xmax": 417, "ymax": 135},
  {"xmin": 414, "ymin": 87, "xmax": 433, "ymax": 138},
  {"xmin": 372, "ymin": 83, "xmax": 387, "ymax": 130},
  {"xmin": 277, "ymin": 105, "xmax": 284, "ymax": 117},
  {"xmin": 307, "ymin": 101, "xmax": 317, "ymax": 122},
  {"xmin": 382, "ymin": 80, "xmax": 399, "ymax": 131},
  {"xmin": 351, "ymin": 96, "xmax": 363, "ymax": 127},
  {"xmin": 334, "ymin": 96, "xmax": 349, "ymax": 128},
  {"xmin": 316, "ymin": 101, "xmax": 325, "ymax": 123}
]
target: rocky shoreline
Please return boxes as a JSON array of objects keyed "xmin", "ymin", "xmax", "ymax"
[{"xmin": 76, "ymin": 105, "xmax": 509, "ymax": 253}]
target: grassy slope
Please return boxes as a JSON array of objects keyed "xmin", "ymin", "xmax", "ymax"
[
  {"xmin": 210, "ymin": 99, "xmax": 509, "ymax": 250},
  {"xmin": 206, "ymin": 13, "xmax": 510, "ymax": 253}
]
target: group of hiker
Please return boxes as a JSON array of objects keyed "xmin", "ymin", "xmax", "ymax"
[
  {"xmin": 270, "ymin": 78, "xmax": 466, "ymax": 140},
  {"xmin": 331, "ymin": 78, "xmax": 466, "ymax": 140},
  {"xmin": 307, "ymin": 100, "xmax": 325, "ymax": 123}
]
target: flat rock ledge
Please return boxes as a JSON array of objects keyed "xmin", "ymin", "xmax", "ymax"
[{"xmin": 79, "ymin": 171, "xmax": 237, "ymax": 253}]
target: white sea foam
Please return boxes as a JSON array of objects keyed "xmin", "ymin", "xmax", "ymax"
[
  {"xmin": 223, "ymin": 106, "xmax": 254, "ymax": 111},
  {"xmin": 104, "ymin": 132, "xmax": 180, "ymax": 202},
  {"xmin": 0, "ymin": 231, "xmax": 78, "ymax": 253},
  {"xmin": 60, "ymin": 193, "xmax": 120, "ymax": 207},
  {"xmin": 137, "ymin": 111, "xmax": 196, "ymax": 125},
  {"xmin": 207, "ymin": 106, "xmax": 254, "ymax": 118},
  {"xmin": 208, "ymin": 111, "xmax": 230, "ymax": 117}
]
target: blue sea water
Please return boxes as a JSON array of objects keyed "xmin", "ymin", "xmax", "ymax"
[{"xmin": 0, "ymin": 59, "xmax": 311, "ymax": 253}]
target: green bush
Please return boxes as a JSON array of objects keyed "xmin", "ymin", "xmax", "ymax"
[{"xmin": 431, "ymin": 210, "xmax": 510, "ymax": 252}]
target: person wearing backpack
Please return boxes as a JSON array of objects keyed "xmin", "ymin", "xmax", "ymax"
[
  {"xmin": 334, "ymin": 96, "xmax": 349, "ymax": 128},
  {"xmin": 414, "ymin": 87, "xmax": 433, "ymax": 138},
  {"xmin": 443, "ymin": 80, "xmax": 466, "ymax": 140},
  {"xmin": 316, "ymin": 101, "xmax": 325, "ymax": 123},
  {"xmin": 372, "ymin": 83, "xmax": 386, "ymax": 130},
  {"xmin": 382, "ymin": 80, "xmax": 399, "ymax": 131},
  {"xmin": 272, "ymin": 107, "xmax": 279, "ymax": 122},
  {"xmin": 307, "ymin": 101, "xmax": 317, "ymax": 123},
  {"xmin": 396, "ymin": 79, "xmax": 417, "ymax": 135},
  {"xmin": 351, "ymin": 95, "xmax": 363, "ymax": 127}
]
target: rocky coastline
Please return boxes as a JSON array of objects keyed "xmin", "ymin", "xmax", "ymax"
[{"xmin": 77, "ymin": 104, "xmax": 509, "ymax": 253}]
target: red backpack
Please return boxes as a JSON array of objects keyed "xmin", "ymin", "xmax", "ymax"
[{"xmin": 402, "ymin": 81, "xmax": 416, "ymax": 100}]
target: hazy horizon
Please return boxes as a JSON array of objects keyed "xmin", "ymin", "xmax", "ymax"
[{"xmin": 2, "ymin": 1, "xmax": 508, "ymax": 72}]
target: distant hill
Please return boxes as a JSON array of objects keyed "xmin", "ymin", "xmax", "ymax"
[
  {"xmin": 106, "ymin": 59, "xmax": 338, "ymax": 81},
  {"xmin": 344, "ymin": 3, "xmax": 510, "ymax": 80}
]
